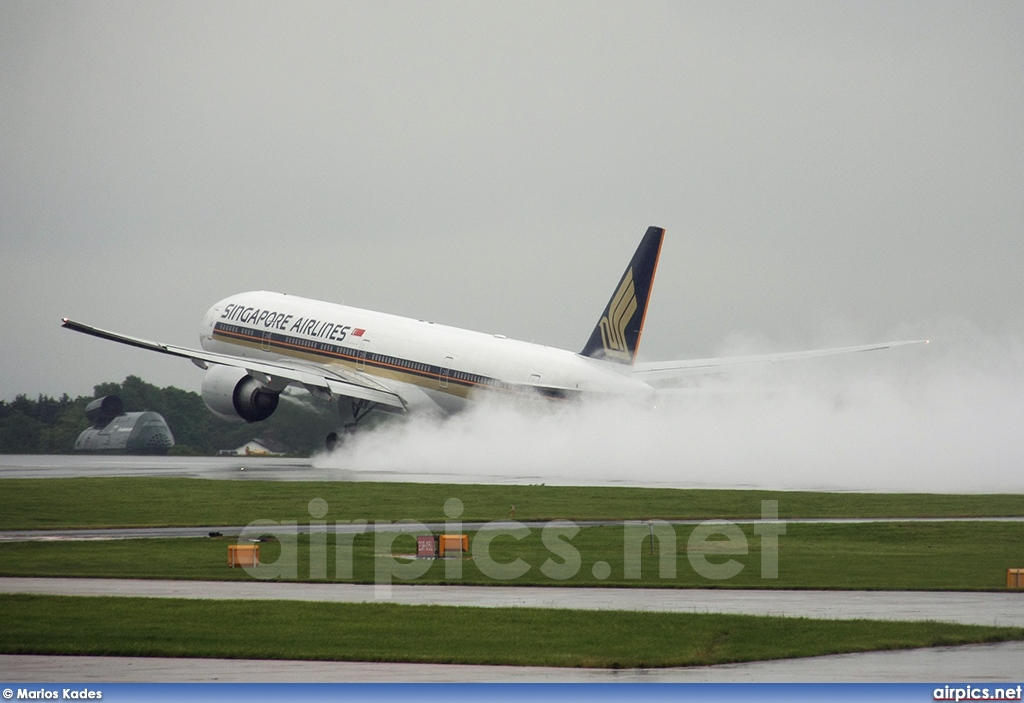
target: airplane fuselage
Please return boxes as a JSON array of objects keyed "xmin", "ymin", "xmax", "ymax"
[{"xmin": 201, "ymin": 291, "xmax": 654, "ymax": 414}]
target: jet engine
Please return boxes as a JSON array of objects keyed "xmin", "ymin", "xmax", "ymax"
[
  {"xmin": 84, "ymin": 395, "xmax": 125, "ymax": 428},
  {"xmin": 201, "ymin": 365, "xmax": 280, "ymax": 423}
]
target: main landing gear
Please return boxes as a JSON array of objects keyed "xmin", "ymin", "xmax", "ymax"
[{"xmin": 325, "ymin": 398, "xmax": 379, "ymax": 451}]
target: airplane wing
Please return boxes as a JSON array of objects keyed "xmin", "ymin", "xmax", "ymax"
[
  {"xmin": 61, "ymin": 318, "xmax": 406, "ymax": 409},
  {"xmin": 632, "ymin": 339, "xmax": 928, "ymax": 384}
]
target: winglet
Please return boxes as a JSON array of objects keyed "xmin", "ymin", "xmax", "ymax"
[{"xmin": 580, "ymin": 226, "xmax": 665, "ymax": 365}]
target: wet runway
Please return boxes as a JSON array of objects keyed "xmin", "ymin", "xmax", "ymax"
[
  {"xmin": 5, "ymin": 642, "xmax": 1024, "ymax": 683},
  {"xmin": 0, "ymin": 454, "xmax": 327, "ymax": 482},
  {"xmin": 0, "ymin": 452, "xmax": 670, "ymax": 486},
  {"xmin": 4, "ymin": 577, "xmax": 1019, "ymax": 626},
  {"xmin": 3, "ymin": 577, "xmax": 1023, "ymax": 627},
  {"xmin": 0, "ymin": 454, "xmax": 867, "ymax": 488},
  {"xmin": 0, "ymin": 453, "xmax": 563, "ymax": 484}
]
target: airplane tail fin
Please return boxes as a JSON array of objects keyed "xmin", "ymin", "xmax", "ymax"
[{"xmin": 580, "ymin": 226, "xmax": 665, "ymax": 365}]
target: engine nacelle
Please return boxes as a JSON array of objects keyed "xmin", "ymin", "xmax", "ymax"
[
  {"xmin": 84, "ymin": 395, "xmax": 125, "ymax": 428},
  {"xmin": 201, "ymin": 365, "xmax": 280, "ymax": 423}
]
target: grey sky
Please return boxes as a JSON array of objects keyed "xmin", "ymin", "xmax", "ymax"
[{"xmin": 2, "ymin": 1, "xmax": 1022, "ymax": 401}]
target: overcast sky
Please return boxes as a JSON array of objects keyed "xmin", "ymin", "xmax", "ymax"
[{"xmin": 2, "ymin": 1, "xmax": 1022, "ymax": 401}]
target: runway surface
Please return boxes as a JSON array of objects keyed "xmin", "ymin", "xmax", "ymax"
[
  {"xmin": 0, "ymin": 453, "xmax": 930, "ymax": 489},
  {"xmin": 3, "ymin": 577, "xmax": 1023, "ymax": 627},
  {"xmin": 0, "ymin": 453, "xmax": 566, "ymax": 484},
  {"xmin": 5, "ymin": 642, "xmax": 1024, "ymax": 683},
  {"xmin": 0, "ymin": 452, "xmax": 688, "ymax": 486},
  {"xmin": 0, "ymin": 454, "xmax": 329, "ymax": 482}
]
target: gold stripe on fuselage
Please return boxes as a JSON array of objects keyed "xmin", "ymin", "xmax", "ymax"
[{"xmin": 212, "ymin": 326, "xmax": 530, "ymax": 401}]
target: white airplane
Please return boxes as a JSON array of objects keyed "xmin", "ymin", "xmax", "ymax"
[{"xmin": 62, "ymin": 227, "xmax": 925, "ymax": 447}]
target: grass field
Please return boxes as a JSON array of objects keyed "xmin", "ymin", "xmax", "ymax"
[
  {"xmin": 2, "ymin": 521, "xmax": 1021, "ymax": 590},
  {"xmin": 3, "ymin": 594, "xmax": 1021, "ymax": 668},
  {"xmin": 2, "ymin": 477, "xmax": 1024, "ymax": 529},
  {"xmin": 3, "ymin": 476, "xmax": 1022, "ymax": 669}
]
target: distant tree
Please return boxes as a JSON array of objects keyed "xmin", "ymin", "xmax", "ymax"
[
  {"xmin": 38, "ymin": 395, "xmax": 89, "ymax": 453},
  {"xmin": 0, "ymin": 376, "xmax": 346, "ymax": 455},
  {"xmin": 0, "ymin": 407, "xmax": 44, "ymax": 453}
]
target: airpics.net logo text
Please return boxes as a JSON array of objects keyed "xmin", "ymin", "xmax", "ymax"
[{"xmin": 235, "ymin": 498, "xmax": 786, "ymax": 594}]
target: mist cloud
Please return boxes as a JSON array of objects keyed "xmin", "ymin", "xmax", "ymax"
[{"xmin": 315, "ymin": 322, "xmax": 1024, "ymax": 494}]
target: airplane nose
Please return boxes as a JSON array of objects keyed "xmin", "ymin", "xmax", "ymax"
[{"xmin": 201, "ymin": 306, "xmax": 220, "ymax": 344}]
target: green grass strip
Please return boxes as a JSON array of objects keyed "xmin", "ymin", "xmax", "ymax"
[
  {"xmin": 2, "ymin": 477, "xmax": 1024, "ymax": 529},
  {"xmin": 2, "ymin": 594, "xmax": 1021, "ymax": 668},
  {"xmin": 2, "ymin": 521, "xmax": 1022, "ymax": 590}
]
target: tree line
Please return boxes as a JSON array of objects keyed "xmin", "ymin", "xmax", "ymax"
[{"xmin": 0, "ymin": 376, "xmax": 338, "ymax": 456}]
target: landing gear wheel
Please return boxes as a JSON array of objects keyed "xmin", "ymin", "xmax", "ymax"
[{"xmin": 325, "ymin": 432, "xmax": 339, "ymax": 451}]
